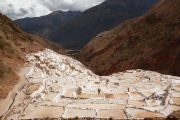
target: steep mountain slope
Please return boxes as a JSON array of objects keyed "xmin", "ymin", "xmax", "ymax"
[
  {"xmin": 50, "ymin": 0, "xmax": 156, "ymax": 49},
  {"xmin": 0, "ymin": 13, "xmax": 64, "ymax": 99},
  {"xmin": 79, "ymin": 0, "xmax": 180, "ymax": 76},
  {"xmin": 15, "ymin": 11, "xmax": 81, "ymax": 38}
]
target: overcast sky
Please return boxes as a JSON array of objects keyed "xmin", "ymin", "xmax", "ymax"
[{"xmin": 0, "ymin": 0, "xmax": 105, "ymax": 20}]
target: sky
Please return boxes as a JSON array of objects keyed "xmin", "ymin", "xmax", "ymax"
[{"xmin": 0, "ymin": 0, "xmax": 105, "ymax": 20}]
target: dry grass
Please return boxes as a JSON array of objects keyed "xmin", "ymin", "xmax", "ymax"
[
  {"xmin": 0, "ymin": 60, "xmax": 19, "ymax": 98},
  {"xmin": 0, "ymin": 13, "xmax": 64, "ymax": 99}
]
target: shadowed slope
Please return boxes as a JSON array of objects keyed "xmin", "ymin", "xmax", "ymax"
[
  {"xmin": 79, "ymin": 0, "xmax": 180, "ymax": 76},
  {"xmin": 15, "ymin": 11, "xmax": 81, "ymax": 39},
  {"xmin": 49, "ymin": 0, "xmax": 156, "ymax": 49}
]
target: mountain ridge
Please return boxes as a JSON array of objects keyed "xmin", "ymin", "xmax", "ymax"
[
  {"xmin": 78, "ymin": 0, "xmax": 180, "ymax": 76},
  {"xmin": 15, "ymin": 0, "xmax": 156, "ymax": 49},
  {"xmin": 50, "ymin": 0, "xmax": 156, "ymax": 49},
  {"xmin": 15, "ymin": 10, "xmax": 81, "ymax": 39}
]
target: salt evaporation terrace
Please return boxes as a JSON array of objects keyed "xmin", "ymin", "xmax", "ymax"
[{"xmin": 1, "ymin": 49, "xmax": 180, "ymax": 119}]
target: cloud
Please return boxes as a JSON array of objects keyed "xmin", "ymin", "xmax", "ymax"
[{"xmin": 0, "ymin": 0, "xmax": 105, "ymax": 20}]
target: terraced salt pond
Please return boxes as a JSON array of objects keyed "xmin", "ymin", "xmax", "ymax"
[{"xmin": 1, "ymin": 49, "xmax": 180, "ymax": 119}]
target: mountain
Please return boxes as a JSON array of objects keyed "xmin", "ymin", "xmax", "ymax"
[
  {"xmin": 0, "ymin": 13, "xmax": 64, "ymax": 99},
  {"xmin": 49, "ymin": 0, "xmax": 156, "ymax": 49},
  {"xmin": 15, "ymin": 10, "xmax": 81, "ymax": 38},
  {"xmin": 79, "ymin": 0, "xmax": 180, "ymax": 76}
]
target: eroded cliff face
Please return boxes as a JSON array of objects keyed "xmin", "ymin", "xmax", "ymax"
[
  {"xmin": 1, "ymin": 49, "xmax": 180, "ymax": 119},
  {"xmin": 79, "ymin": 0, "xmax": 180, "ymax": 76}
]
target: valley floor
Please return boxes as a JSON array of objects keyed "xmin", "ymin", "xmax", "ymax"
[{"xmin": 0, "ymin": 49, "xmax": 180, "ymax": 119}]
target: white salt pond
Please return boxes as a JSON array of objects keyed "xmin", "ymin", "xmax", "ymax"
[{"xmin": 0, "ymin": 49, "xmax": 180, "ymax": 119}]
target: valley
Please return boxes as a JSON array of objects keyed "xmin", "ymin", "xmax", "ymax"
[
  {"xmin": 15, "ymin": 0, "xmax": 156, "ymax": 49},
  {"xmin": 0, "ymin": 0, "xmax": 180, "ymax": 119}
]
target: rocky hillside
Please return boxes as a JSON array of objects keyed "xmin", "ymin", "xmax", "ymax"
[
  {"xmin": 47, "ymin": 0, "xmax": 156, "ymax": 49},
  {"xmin": 15, "ymin": 10, "xmax": 81, "ymax": 39},
  {"xmin": 1, "ymin": 49, "xmax": 180, "ymax": 119},
  {"xmin": 79, "ymin": 0, "xmax": 180, "ymax": 76},
  {"xmin": 0, "ymin": 13, "xmax": 64, "ymax": 99}
]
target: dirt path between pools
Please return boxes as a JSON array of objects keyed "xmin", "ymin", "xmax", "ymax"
[{"xmin": 0, "ymin": 68, "xmax": 29, "ymax": 118}]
